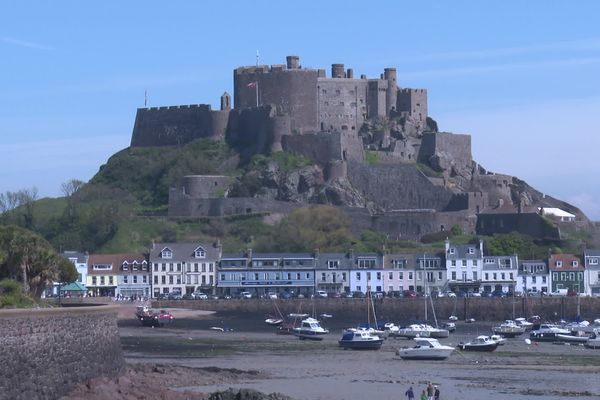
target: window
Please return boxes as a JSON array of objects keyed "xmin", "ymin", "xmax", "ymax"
[
  {"xmin": 176, "ymin": 263, "xmax": 181, "ymax": 272},
  {"xmin": 451, "ymin": 260, "xmax": 456, "ymax": 267},
  {"xmin": 133, "ymin": 275, "xmax": 138, "ymax": 284},
  {"xmin": 417, "ymin": 272, "xmax": 422, "ymax": 281},
  {"xmin": 468, "ymin": 248, "xmax": 474, "ymax": 254},
  {"xmin": 202, "ymin": 276, "xmax": 206, "ymax": 285},
  {"xmin": 93, "ymin": 264, "xmax": 111, "ymax": 270},
  {"xmin": 209, "ymin": 263, "xmax": 214, "ymax": 272},
  {"xmin": 485, "ymin": 273, "xmax": 489, "ymax": 280},
  {"xmin": 590, "ymin": 258, "xmax": 599, "ymax": 265},
  {"xmin": 143, "ymin": 275, "xmax": 147, "ymax": 283},
  {"xmin": 202, "ymin": 263, "xmax": 206, "ymax": 272},
  {"xmin": 210, "ymin": 276, "xmax": 213, "ymax": 285},
  {"xmin": 572, "ymin": 260, "xmax": 578, "ymax": 267},
  {"xmin": 168, "ymin": 263, "xmax": 173, "ymax": 272},
  {"xmin": 358, "ymin": 259, "xmax": 376, "ymax": 269},
  {"xmin": 408, "ymin": 272, "xmax": 413, "ymax": 280},
  {"xmin": 109, "ymin": 276, "xmax": 113, "ymax": 285},
  {"xmin": 161, "ymin": 249, "xmax": 172, "ymax": 259},
  {"xmin": 451, "ymin": 271, "xmax": 456, "ymax": 280},
  {"xmin": 154, "ymin": 276, "xmax": 158, "ymax": 284},
  {"xmin": 154, "ymin": 263, "xmax": 158, "ymax": 272},
  {"xmin": 122, "ymin": 263, "xmax": 128, "ymax": 271},
  {"xmin": 321, "ymin": 273, "xmax": 326, "ymax": 282},
  {"xmin": 297, "ymin": 273, "xmax": 301, "ymax": 280},
  {"xmin": 367, "ymin": 272, "xmax": 371, "ymax": 280},
  {"xmin": 186, "ymin": 263, "xmax": 191, "ymax": 272},
  {"xmin": 306, "ymin": 273, "xmax": 310, "ymax": 279},
  {"xmin": 356, "ymin": 286, "xmax": 362, "ymax": 292},
  {"xmin": 556, "ymin": 260, "xmax": 563, "ymax": 267},
  {"xmin": 220, "ymin": 274, "xmax": 225, "ymax": 281},
  {"xmin": 509, "ymin": 273, "xmax": 513, "ymax": 280},
  {"xmin": 561, "ymin": 272, "xmax": 566, "ymax": 280},
  {"xmin": 493, "ymin": 273, "xmax": 497, "ymax": 280},
  {"xmin": 438, "ymin": 272, "xmax": 443, "ymax": 280},
  {"xmin": 473, "ymin": 260, "xmax": 478, "ymax": 267},
  {"xmin": 123, "ymin": 276, "xmax": 128, "ymax": 284},
  {"xmin": 161, "ymin": 276, "xmax": 166, "ymax": 284},
  {"xmin": 569, "ymin": 272, "xmax": 574, "ymax": 281},
  {"xmin": 472, "ymin": 272, "xmax": 477, "ymax": 281},
  {"xmin": 542, "ymin": 276, "xmax": 547, "ymax": 283},
  {"xmin": 161, "ymin": 263, "xmax": 166, "ymax": 272},
  {"xmin": 501, "ymin": 273, "xmax": 505, "ymax": 280},
  {"xmin": 132, "ymin": 262, "xmax": 138, "ymax": 271},
  {"xmin": 176, "ymin": 276, "xmax": 181, "ymax": 284},
  {"xmin": 342, "ymin": 273, "xmax": 346, "ymax": 281},
  {"xmin": 92, "ymin": 276, "xmax": 97, "ymax": 285},
  {"xmin": 327, "ymin": 260, "xmax": 339, "ymax": 269},
  {"xmin": 553, "ymin": 272, "xmax": 558, "ymax": 280},
  {"xmin": 462, "ymin": 260, "xmax": 467, "ymax": 267},
  {"xmin": 399, "ymin": 272, "xmax": 403, "ymax": 280},
  {"xmin": 462, "ymin": 272, "xmax": 467, "ymax": 281},
  {"xmin": 393, "ymin": 259, "xmax": 406, "ymax": 269},
  {"xmin": 194, "ymin": 248, "xmax": 206, "ymax": 258},
  {"xmin": 388, "ymin": 272, "xmax": 393, "ymax": 280},
  {"xmin": 167, "ymin": 276, "xmax": 173, "ymax": 285},
  {"xmin": 449, "ymin": 248, "xmax": 455, "ymax": 255},
  {"xmin": 194, "ymin": 263, "xmax": 199, "ymax": 272},
  {"xmin": 254, "ymin": 273, "xmax": 259, "ymax": 280},
  {"xmin": 193, "ymin": 275, "xmax": 198, "ymax": 284},
  {"xmin": 356, "ymin": 272, "xmax": 361, "ymax": 280},
  {"xmin": 100, "ymin": 276, "xmax": 105, "ymax": 285}
]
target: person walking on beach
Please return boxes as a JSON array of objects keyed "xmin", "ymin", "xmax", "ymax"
[
  {"xmin": 427, "ymin": 382, "xmax": 434, "ymax": 400},
  {"xmin": 434, "ymin": 386, "xmax": 440, "ymax": 400},
  {"xmin": 420, "ymin": 390, "xmax": 427, "ymax": 400},
  {"xmin": 405, "ymin": 386, "xmax": 414, "ymax": 400}
]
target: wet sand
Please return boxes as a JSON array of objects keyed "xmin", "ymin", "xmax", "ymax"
[{"xmin": 115, "ymin": 305, "xmax": 600, "ymax": 400}]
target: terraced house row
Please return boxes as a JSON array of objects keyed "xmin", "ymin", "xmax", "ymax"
[{"xmin": 57, "ymin": 242, "xmax": 600, "ymax": 298}]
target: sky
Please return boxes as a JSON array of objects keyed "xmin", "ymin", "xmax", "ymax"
[{"xmin": 1, "ymin": 1, "xmax": 600, "ymax": 219}]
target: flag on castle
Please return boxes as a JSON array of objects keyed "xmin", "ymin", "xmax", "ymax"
[{"xmin": 247, "ymin": 81, "xmax": 257, "ymax": 88}]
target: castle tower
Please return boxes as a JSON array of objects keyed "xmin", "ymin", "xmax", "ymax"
[
  {"xmin": 331, "ymin": 63, "xmax": 345, "ymax": 78},
  {"xmin": 286, "ymin": 55, "xmax": 300, "ymax": 69},
  {"xmin": 220, "ymin": 92, "xmax": 231, "ymax": 111},
  {"xmin": 384, "ymin": 68, "xmax": 397, "ymax": 115}
]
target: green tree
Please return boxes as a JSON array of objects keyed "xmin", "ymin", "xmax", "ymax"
[
  {"xmin": 485, "ymin": 232, "xmax": 535, "ymax": 257},
  {"xmin": 0, "ymin": 225, "xmax": 77, "ymax": 297},
  {"xmin": 256, "ymin": 206, "xmax": 355, "ymax": 252}
]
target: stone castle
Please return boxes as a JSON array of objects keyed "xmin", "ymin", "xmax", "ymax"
[{"xmin": 130, "ymin": 55, "xmax": 586, "ymax": 240}]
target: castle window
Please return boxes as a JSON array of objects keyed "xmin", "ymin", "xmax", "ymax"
[
  {"xmin": 322, "ymin": 89, "xmax": 327, "ymax": 94},
  {"xmin": 336, "ymin": 90, "xmax": 341, "ymax": 95}
]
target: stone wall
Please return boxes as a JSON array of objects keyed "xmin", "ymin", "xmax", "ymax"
[
  {"xmin": 476, "ymin": 212, "xmax": 561, "ymax": 239},
  {"xmin": 0, "ymin": 304, "xmax": 124, "ymax": 400},
  {"xmin": 317, "ymin": 78, "xmax": 369, "ymax": 133},
  {"xmin": 130, "ymin": 105, "xmax": 226, "ymax": 147},
  {"xmin": 346, "ymin": 161, "xmax": 453, "ymax": 211},
  {"xmin": 418, "ymin": 132, "xmax": 472, "ymax": 171}
]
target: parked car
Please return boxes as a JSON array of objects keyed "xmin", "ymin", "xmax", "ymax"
[
  {"xmin": 491, "ymin": 290, "xmax": 506, "ymax": 298},
  {"xmin": 329, "ymin": 292, "xmax": 342, "ymax": 298},
  {"xmin": 316, "ymin": 290, "xmax": 328, "ymax": 298},
  {"xmin": 193, "ymin": 292, "xmax": 208, "ymax": 300},
  {"xmin": 168, "ymin": 292, "xmax": 183, "ymax": 300},
  {"xmin": 239, "ymin": 291, "xmax": 252, "ymax": 299},
  {"xmin": 444, "ymin": 291, "xmax": 457, "ymax": 298},
  {"xmin": 402, "ymin": 290, "xmax": 417, "ymax": 298},
  {"xmin": 456, "ymin": 291, "xmax": 467, "ymax": 298},
  {"xmin": 353, "ymin": 291, "xmax": 366, "ymax": 299},
  {"xmin": 182, "ymin": 293, "xmax": 194, "ymax": 300},
  {"xmin": 469, "ymin": 292, "xmax": 481, "ymax": 297},
  {"xmin": 267, "ymin": 292, "xmax": 278, "ymax": 299},
  {"xmin": 279, "ymin": 291, "xmax": 292, "ymax": 300},
  {"xmin": 340, "ymin": 292, "xmax": 354, "ymax": 298},
  {"xmin": 481, "ymin": 291, "xmax": 493, "ymax": 298}
]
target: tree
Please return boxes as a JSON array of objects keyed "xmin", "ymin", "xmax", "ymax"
[
  {"xmin": 0, "ymin": 225, "xmax": 77, "ymax": 297},
  {"xmin": 485, "ymin": 232, "xmax": 535, "ymax": 257},
  {"xmin": 256, "ymin": 206, "xmax": 355, "ymax": 252},
  {"xmin": 60, "ymin": 179, "xmax": 85, "ymax": 197}
]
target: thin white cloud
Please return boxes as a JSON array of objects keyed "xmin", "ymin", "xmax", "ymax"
[
  {"xmin": 567, "ymin": 193, "xmax": 600, "ymax": 221},
  {"xmin": 1, "ymin": 36, "xmax": 53, "ymax": 51},
  {"xmin": 417, "ymin": 37, "xmax": 600, "ymax": 62},
  {"xmin": 401, "ymin": 56, "xmax": 600, "ymax": 79}
]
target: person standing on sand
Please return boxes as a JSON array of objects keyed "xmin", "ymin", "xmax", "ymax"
[
  {"xmin": 405, "ymin": 386, "xmax": 414, "ymax": 400},
  {"xmin": 420, "ymin": 390, "xmax": 427, "ymax": 400},
  {"xmin": 434, "ymin": 386, "xmax": 440, "ymax": 400},
  {"xmin": 427, "ymin": 382, "xmax": 434, "ymax": 400}
]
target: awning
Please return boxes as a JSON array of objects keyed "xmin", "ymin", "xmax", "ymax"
[{"xmin": 60, "ymin": 282, "xmax": 87, "ymax": 292}]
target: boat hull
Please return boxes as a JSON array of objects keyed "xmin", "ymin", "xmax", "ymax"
[
  {"xmin": 398, "ymin": 349, "xmax": 453, "ymax": 360},
  {"xmin": 492, "ymin": 328, "xmax": 524, "ymax": 338},
  {"xmin": 530, "ymin": 332, "xmax": 561, "ymax": 342},
  {"xmin": 338, "ymin": 339, "xmax": 383, "ymax": 350},
  {"xmin": 584, "ymin": 339, "xmax": 600, "ymax": 349},
  {"xmin": 457, "ymin": 343, "xmax": 498, "ymax": 352},
  {"xmin": 429, "ymin": 330, "xmax": 450, "ymax": 339},
  {"xmin": 294, "ymin": 330, "xmax": 328, "ymax": 340},
  {"xmin": 555, "ymin": 334, "xmax": 588, "ymax": 343}
]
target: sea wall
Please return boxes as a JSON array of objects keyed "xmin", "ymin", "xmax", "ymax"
[
  {"xmin": 154, "ymin": 297, "xmax": 600, "ymax": 323},
  {"xmin": 0, "ymin": 304, "xmax": 125, "ymax": 400}
]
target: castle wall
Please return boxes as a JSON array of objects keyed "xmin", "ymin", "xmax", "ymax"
[
  {"xmin": 282, "ymin": 131, "xmax": 364, "ymax": 168},
  {"xmin": 182, "ymin": 175, "xmax": 231, "ymax": 198},
  {"xmin": 0, "ymin": 305, "xmax": 124, "ymax": 400},
  {"xmin": 168, "ymin": 195, "xmax": 302, "ymax": 218},
  {"xmin": 418, "ymin": 132, "xmax": 472, "ymax": 172},
  {"xmin": 317, "ymin": 78, "xmax": 369, "ymax": 132},
  {"xmin": 367, "ymin": 80, "xmax": 387, "ymax": 118},
  {"xmin": 130, "ymin": 105, "xmax": 227, "ymax": 147},
  {"xmin": 476, "ymin": 213, "xmax": 561, "ymax": 239},
  {"xmin": 234, "ymin": 66, "xmax": 319, "ymax": 133},
  {"xmin": 226, "ymin": 105, "xmax": 286, "ymax": 158},
  {"xmin": 397, "ymin": 89, "xmax": 428, "ymax": 122},
  {"xmin": 346, "ymin": 161, "xmax": 454, "ymax": 211}
]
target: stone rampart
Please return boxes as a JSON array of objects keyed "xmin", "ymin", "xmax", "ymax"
[{"xmin": 0, "ymin": 304, "xmax": 124, "ymax": 400}]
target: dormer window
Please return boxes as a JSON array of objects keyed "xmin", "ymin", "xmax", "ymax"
[
  {"xmin": 161, "ymin": 248, "xmax": 173, "ymax": 259},
  {"xmin": 556, "ymin": 260, "xmax": 563, "ymax": 268},
  {"xmin": 132, "ymin": 261, "xmax": 138, "ymax": 271},
  {"xmin": 122, "ymin": 262, "xmax": 128, "ymax": 271},
  {"xmin": 468, "ymin": 248, "xmax": 474, "ymax": 255},
  {"xmin": 590, "ymin": 258, "xmax": 599, "ymax": 265},
  {"xmin": 194, "ymin": 247, "xmax": 206, "ymax": 259},
  {"xmin": 142, "ymin": 260, "xmax": 148, "ymax": 270},
  {"xmin": 327, "ymin": 260, "xmax": 339, "ymax": 269},
  {"xmin": 572, "ymin": 260, "xmax": 578, "ymax": 267},
  {"xmin": 449, "ymin": 248, "xmax": 455, "ymax": 255}
]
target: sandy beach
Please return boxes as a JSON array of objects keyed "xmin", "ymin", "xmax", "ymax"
[{"xmin": 83, "ymin": 303, "xmax": 600, "ymax": 400}]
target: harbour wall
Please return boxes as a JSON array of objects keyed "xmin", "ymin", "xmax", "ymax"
[
  {"xmin": 153, "ymin": 297, "xmax": 600, "ymax": 323},
  {"xmin": 0, "ymin": 304, "xmax": 125, "ymax": 400}
]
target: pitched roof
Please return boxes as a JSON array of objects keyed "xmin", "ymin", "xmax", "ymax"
[
  {"xmin": 88, "ymin": 253, "xmax": 147, "ymax": 274},
  {"xmin": 150, "ymin": 242, "xmax": 220, "ymax": 261}
]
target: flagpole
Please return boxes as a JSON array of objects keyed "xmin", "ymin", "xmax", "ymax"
[{"xmin": 255, "ymin": 81, "xmax": 259, "ymax": 107}]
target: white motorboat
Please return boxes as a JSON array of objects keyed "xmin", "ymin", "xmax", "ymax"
[
  {"xmin": 448, "ymin": 315, "xmax": 459, "ymax": 322},
  {"xmin": 492, "ymin": 320, "xmax": 526, "ymax": 337},
  {"xmin": 514, "ymin": 317, "xmax": 534, "ymax": 331},
  {"xmin": 457, "ymin": 335, "xmax": 499, "ymax": 352},
  {"xmin": 555, "ymin": 333, "xmax": 589, "ymax": 343},
  {"xmin": 530, "ymin": 324, "xmax": 570, "ymax": 342},
  {"xmin": 265, "ymin": 318, "xmax": 283, "ymax": 326},
  {"xmin": 490, "ymin": 334, "xmax": 507, "ymax": 345},
  {"xmin": 384, "ymin": 322, "xmax": 400, "ymax": 334},
  {"xmin": 585, "ymin": 330, "xmax": 600, "ymax": 349},
  {"xmin": 339, "ymin": 329, "xmax": 383, "ymax": 350},
  {"xmin": 394, "ymin": 324, "xmax": 449, "ymax": 339},
  {"xmin": 396, "ymin": 338, "xmax": 454, "ymax": 360},
  {"xmin": 293, "ymin": 317, "xmax": 329, "ymax": 340}
]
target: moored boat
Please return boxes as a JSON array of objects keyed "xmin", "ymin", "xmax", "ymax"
[
  {"xmin": 265, "ymin": 318, "xmax": 284, "ymax": 326},
  {"xmin": 514, "ymin": 317, "xmax": 534, "ymax": 331},
  {"xmin": 457, "ymin": 335, "xmax": 499, "ymax": 352},
  {"xmin": 396, "ymin": 338, "xmax": 454, "ymax": 360},
  {"xmin": 530, "ymin": 324, "xmax": 570, "ymax": 342},
  {"xmin": 137, "ymin": 308, "xmax": 174, "ymax": 327},
  {"xmin": 585, "ymin": 330, "xmax": 600, "ymax": 349},
  {"xmin": 555, "ymin": 333, "xmax": 589, "ymax": 343},
  {"xmin": 293, "ymin": 317, "xmax": 329, "ymax": 340},
  {"xmin": 492, "ymin": 320, "xmax": 526, "ymax": 337},
  {"xmin": 490, "ymin": 334, "xmax": 507, "ymax": 345},
  {"xmin": 338, "ymin": 329, "xmax": 383, "ymax": 350}
]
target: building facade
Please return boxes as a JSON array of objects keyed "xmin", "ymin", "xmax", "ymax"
[
  {"xmin": 116, "ymin": 254, "xmax": 150, "ymax": 298},
  {"xmin": 217, "ymin": 251, "xmax": 315, "ymax": 297},
  {"xmin": 150, "ymin": 242, "xmax": 221, "ymax": 297},
  {"xmin": 517, "ymin": 260, "xmax": 549, "ymax": 295},
  {"xmin": 348, "ymin": 254, "xmax": 384, "ymax": 294},
  {"xmin": 548, "ymin": 254, "xmax": 584, "ymax": 294},
  {"xmin": 87, "ymin": 254, "xmax": 121, "ymax": 297},
  {"xmin": 314, "ymin": 252, "xmax": 352, "ymax": 294},
  {"xmin": 383, "ymin": 254, "xmax": 416, "ymax": 294},
  {"xmin": 584, "ymin": 250, "xmax": 600, "ymax": 296},
  {"xmin": 481, "ymin": 255, "xmax": 519, "ymax": 293},
  {"xmin": 415, "ymin": 253, "xmax": 445, "ymax": 295},
  {"xmin": 445, "ymin": 240, "xmax": 483, "ymax": 293}
]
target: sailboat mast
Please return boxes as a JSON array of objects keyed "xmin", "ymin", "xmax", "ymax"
[{"xmin": 423, "ymin": 254, "xmax": 427, "ymax": 322}]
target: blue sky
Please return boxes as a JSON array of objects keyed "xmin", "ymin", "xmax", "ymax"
[{"xmin": 2, "ymin": 1, "xmax": 600, "ymax": 219}]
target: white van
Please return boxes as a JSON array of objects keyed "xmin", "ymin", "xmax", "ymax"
[
  {"xmin": 316, "ymin": 290, "xmax": 328, "ymax": 298},
  {"xmin": 550, "ymin": 288, "xmax": 568, "ymax": 296}
]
